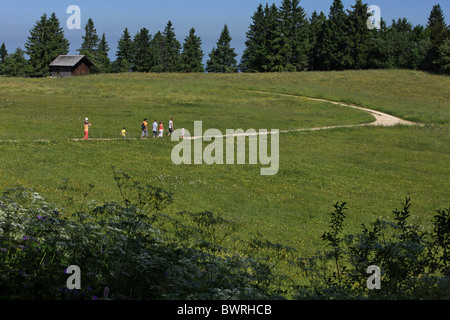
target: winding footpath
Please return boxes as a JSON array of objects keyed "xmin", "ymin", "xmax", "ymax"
[
  {"xmin": 1, "ymin": 90, "xmax": 422, "ymax": 143},
  {"xmin": 187, "ymin": 90, "xmax": 422, "ymax": 140}
]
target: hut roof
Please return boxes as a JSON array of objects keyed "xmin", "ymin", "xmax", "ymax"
[{"xmin": 49, "ymin": 55, "xmax": 94, "ymax": 67}]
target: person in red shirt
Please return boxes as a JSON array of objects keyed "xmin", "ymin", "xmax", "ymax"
[{"xmin": 83, "ymin": 118, "xmax": 91, "ymax": 140}]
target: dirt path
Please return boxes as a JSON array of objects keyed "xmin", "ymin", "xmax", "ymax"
[
  {"xmin": 251, "ymin": 90, "xmax": 420, "ymax": 128},
  {"xmin": 1, "ymin": 91, "xmax": 422, "ymax": 143},
  {"xmin": 186, "ymin": 90, "xmax": 422, "ymax": 140}
]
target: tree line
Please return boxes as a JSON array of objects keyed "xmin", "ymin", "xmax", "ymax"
[
  {"xmin": 241, "ymin": 0, "xmax": 450, "ymax": 74},
  {"xmin": 0, "ymin": 0, "xmax": 449, "ymax": 76}
]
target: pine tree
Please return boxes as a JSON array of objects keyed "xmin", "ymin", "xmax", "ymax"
[
  {"xmin": 96, "ymin": 33, "xmax": 111, "ymax": 73},
  {"xmin": 114, "ymin": 28, "xmax": 134, "ymax": 72},
  {"xmin": 181, "ymin": 28, "xmax": 204, "ymax": 72},
  {"xmin": 0, "ymin": 42, "xmax": 7, "ymax": 74},
  {"xmin": 0, "ymin": 43, "xmax": 7, "ymax": 63},
  {"xmin": 47, "ymin": 13, "xmax": 70, "ymax": 57},
  {"xmin": 347, "ymin": 0, "xmax": 373, "ymax": 69},
  {"xmin": 206, "ymin": 24, "xmax": 238, "ymax": 73},
  {"xmin": 241, "ymin": 4, "xmax": 267, "ymax": 72},
  {"xmin": 308, "ymin": 11, "xmax": 327, "ymax": 71},
  {"xmin": 426, "ymin": 4, "xmax": 449, "ymax": 73},
  {"xmin": 322, "ymin": 0, "xmax": 351, "ymax": 70},
  {"xmin": 161, "ymin": 21, "xmax": 182, "ymax": 72},
  {"xmin": 277, "ymin": 0, "xmax": 310, "ymax": 71},
  {"xmin": 264, "ymin": 3, "xmax": 283, "ymax": 72},
  {"xmin": 150, "ymin": 31, "xmax": 165, "ymax": 73},
  {"xmin": 132, "ymin": 28, "xmax": 153, "ymax": 72},
  {"xmin": 78, "ymin": 18, "xmax": 99, "ymax": 67},
  {"xmin": 25, "ymin": 13, "xmax": 70, "ymax": 76}
]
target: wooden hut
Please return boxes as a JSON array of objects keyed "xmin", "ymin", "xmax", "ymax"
[{"xmin": 49, "ymin": 55, "xmax": 94, "ymax": 77}]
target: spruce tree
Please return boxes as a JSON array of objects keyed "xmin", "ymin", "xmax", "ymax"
[
  {"xmin": 277, "ymin": 0, "xmax": 310, "ymax": 71},
  {"xmin": 78, "ymin": 18, "xmax": 99, "ymax": 66},
  {"xmin": 264, "ymin": 3, "xmax": 283, "ymax": 72},
  {"xmin": 150, "ymin": 31, "xmax": 165, "ymax": 73},
  {"xmin": 322, "ymin": 0, "xmax": 351, "ymax": 70},
  {"xmin": 0, "ymin": 43, "xmax": 7, "ymax": 74},
  {"xmin": 47, "ymin": 13, "xmax": 70, "ymax": 57},
  {"xmin": 241, "ymin": 4, "xmax": 267, "ymax": 72},
  {"xmin": 162, "ymin": 21, "xmax": 182, "ymax": 72},
  {"xmin": 181, "ymin": 28, "xmax": 204, "ymax": 72},
  {"xmin": 132, "ymin": 28, "xmax": 153, "ymax": 72},
  {"xmin": 206, "ymin": 24, "xmax": 238, "ymax": 73},
  {"xmin": 308, "ymin": 11, "xmax": 327, "ymax": 71},
  {"xmin": 114, "ymin": 28, "xmax": 134, "ymax": 72},
  {"xmin": 347, "ymin": 0, "xmax": 373, "ymax": 69},
  {"xmin": 426, "ymin": 4, "xmax": 449, "ymax": 73},
  {"xmin": 97, "ymin": 33, "xmax": 111, "ymax": 73},
  {"xmin": 25, "ymin": 13, "xmax": 70, "ymax": 76},
  {"xmin": 0, "ymin": 43, "xmax": 7, "ymax": 63}
]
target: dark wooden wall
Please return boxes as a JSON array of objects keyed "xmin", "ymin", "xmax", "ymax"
[{"xmin": 72, "ymin": 62, "xmax": 90, "ymax": 76}]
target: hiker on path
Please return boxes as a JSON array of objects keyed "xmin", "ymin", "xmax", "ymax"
[
  {"xmin": 83, "ymin": 118, "xmax": 92, "ymax": 140},
  {"xmin": 141, "ymin": 118, "xmax": 148, "ymax": 139},
  {"xmin": 152, "ymin": 120, "xmax": 158, "ymax": 138},
  {"xmin": 120, "ymin": 127, "xmax": 127, "ymax": 139},
  {"xmin": 159, "ymin": 121, "xmax": 164, "ymax": 138},
  {"xmin": 168, "ymin": 118, "xmax": 174, "ymax": 137}
]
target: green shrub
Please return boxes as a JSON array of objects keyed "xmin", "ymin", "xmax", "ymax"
[
  {"xmin": 294, "ymin": 199, "xmax": 450, "ymax": 299},
  {"xmin": 1, "ymin": 170, "xmax": 448, "ymax": 300},
  {"xmin": 0, "ymin": 170, "xmax": 285, "ymax": 300}
]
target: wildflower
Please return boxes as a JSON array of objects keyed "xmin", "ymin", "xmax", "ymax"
[
  {"xmin": 103, "ymin": 287, "xmax": 109, "ymax": 299},
  {"xmin": 18, "ymin": 270, "xmax": 28, "ymax": 277}
]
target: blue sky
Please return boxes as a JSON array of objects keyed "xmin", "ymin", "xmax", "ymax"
[{"xmin": 0, "ymin": 0, "xmax": 449, "ymax": 61}]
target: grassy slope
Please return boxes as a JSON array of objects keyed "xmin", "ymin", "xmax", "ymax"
[{"xmin": 0, "ymin": 70, "xmax": 449, "ymax": 256}]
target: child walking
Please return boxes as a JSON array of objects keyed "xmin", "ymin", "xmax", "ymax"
[
  {"xmin": 168, "ymin": 118, "xmax": 174, "ymax": 137},
  {"xmin": 120, "ymin": 127, "xmax": 127, "ymax": 138},
  {"xmin": 158, "ymin": 121, "xmax": 164, "ymax": 138},
  {"xmin": 83, "ymin": 118, "xmax": 91, "ymax": 140}
]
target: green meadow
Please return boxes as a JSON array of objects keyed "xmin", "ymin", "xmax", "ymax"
[{"xmin": 0, "ymin": 70, "xmax": 449, "ymax": 257}]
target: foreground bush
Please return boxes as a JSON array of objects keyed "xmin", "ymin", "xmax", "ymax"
[
  {"xmin": 0, "ymin": 171, "xmax": 283, "ymax": 300},
  {"xmin": 295, "ymin": 200, "xmax": 450, "ymax": 299},
  {"xmin": 0, "ymin": 171, "xmax": 448, "ymax": 300}
]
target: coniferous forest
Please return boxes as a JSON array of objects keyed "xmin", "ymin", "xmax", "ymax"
[{"xmin": 0, "ymin": 0, "xmax": 449, "ymax": 76}]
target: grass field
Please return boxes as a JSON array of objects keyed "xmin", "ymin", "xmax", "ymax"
[{"xmin": 0, "ymin": 69, "xmax": 449, "ymax": 257}]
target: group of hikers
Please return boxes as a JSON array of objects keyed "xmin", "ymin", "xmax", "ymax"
[
  {"xmin": 139, "ymin": 118, "xmax": 174, "ymax": 140},
  {"xmin": 82, "ymin": 117, "xmax": 174, "ymax": 140}
]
